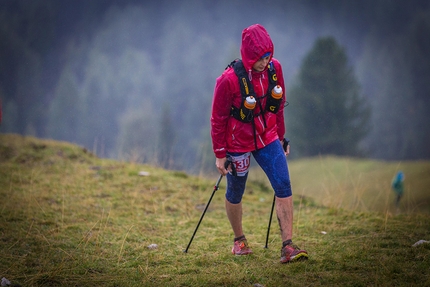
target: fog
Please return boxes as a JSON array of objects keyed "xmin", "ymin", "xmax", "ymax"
[{"xmin": 1, "ymin": 0, "xmax": 429, "ymax": 173}]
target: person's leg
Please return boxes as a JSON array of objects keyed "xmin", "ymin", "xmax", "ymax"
[
  {"xmin": 225, "ymin": 152, "xmax": 253, "ymax": 255},
  {"xmin": 225, "ymin": 160, "xmax": 248, "ymax": 236},
  {"xmin": 252, "ymin": 140, "xmax": 293, "ymax": 241},
  {"xmin": 253, "ymin": 141, "xmax": 307, "ymax": 262},
  {"xmin": 225, "ymin": 199, "xmax": 243, "ymax": 238},
  {"xmin": 275, "ymin": 196, "xmax": 293, "ymax": 242},
  {"xmin": 224, "ymin": 151, "xmax": 251, "ymax": 235},
  {"xmin": 225, "ymin": 170, "xmax": 252, "ymax": 255}
]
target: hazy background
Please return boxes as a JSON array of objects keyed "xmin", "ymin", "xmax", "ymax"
[{"xmin": 1, "ymin": 0, "xmax": 429, "ymax": 174}]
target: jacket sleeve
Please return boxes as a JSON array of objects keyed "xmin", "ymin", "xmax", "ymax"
[
  {"xmin": 273, "ymin": 59, "xmax": 286, "ymax": 140},
  {"xmin": 211, "ymin": 72, "xmax": 234, "ymax": 158}
]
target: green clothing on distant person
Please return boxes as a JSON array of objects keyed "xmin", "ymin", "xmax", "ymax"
[{"xmin": 392, "ymin": 171, "xmax": 404, "ymax": 206}]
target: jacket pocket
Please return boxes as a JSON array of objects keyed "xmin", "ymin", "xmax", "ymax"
[{"xmin": 228, "ymin": 118, "xmax": 255, "ymax": 148}]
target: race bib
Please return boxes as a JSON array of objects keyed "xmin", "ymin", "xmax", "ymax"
[{"xmin": 229, "ymin": 152, "xmax": 251, "ymax": 176}]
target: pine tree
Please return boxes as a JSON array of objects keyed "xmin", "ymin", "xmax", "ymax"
[{"xmin": 287, "ymin": 37, "xmax": 370, "ymax": 157}]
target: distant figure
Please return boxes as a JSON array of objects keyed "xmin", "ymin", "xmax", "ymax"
[{"xmin": 391, "ymin": 171, "xmax": 405, "ymax": 207}]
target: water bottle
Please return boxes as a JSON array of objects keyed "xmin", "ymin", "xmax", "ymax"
[
  {"xmin": 240, "ymin": 96, "xmax": 256, "ymax": 122},
  {"xmin": 266, "ymin": 85, "xmax": 282, "ymax": 113}
]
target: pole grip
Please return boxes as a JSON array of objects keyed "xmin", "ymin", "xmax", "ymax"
[{"xmin": 225, "ymin": 156, "xmax": 237, "ymax": 176}]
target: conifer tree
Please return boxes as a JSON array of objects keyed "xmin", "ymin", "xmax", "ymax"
[{"xmin": 287, "ymin": 37, "xmax": 370, "ymax": 157}]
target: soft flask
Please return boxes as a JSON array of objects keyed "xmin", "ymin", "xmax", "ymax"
[
  {"xmin": 266, "ymin": 85, "xmax": 282, "ymax": 113},
  {"xmin": 239, "ymin": 96, "xmax": 256, "ymax": 122}
]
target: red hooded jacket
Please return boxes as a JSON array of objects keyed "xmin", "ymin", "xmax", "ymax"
[{"xmin": 211, "ymin": 24, "xmax": 286, "ymax": 158}]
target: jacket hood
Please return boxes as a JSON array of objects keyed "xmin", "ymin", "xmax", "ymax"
[{"xmin": 240, "ymin": 24, "xmax": 274, "ymax": 72}]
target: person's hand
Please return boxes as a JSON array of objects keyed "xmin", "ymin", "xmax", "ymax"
[
  {"xmin": 282, "ymin": 138, "xmax": 290, "ymax": 156},
  {"xmin": 284, "ymin": 143, "xmax": 290, "ymax": 156},
  {"xmin": 215, "ymin": 157, "xmax": 228, "ymax": 175}
]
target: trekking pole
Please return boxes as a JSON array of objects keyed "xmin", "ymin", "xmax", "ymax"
[
  {"xmin": 184, "ymin": 158, "xmax": 235, "ymax": 253},
  {"xmin": 264, "ymin": 194, "xmax": 276, "ymax": 248},
  {"xmin": 265, "ymin": 138, "xmax": 289, "ymax": 248}
]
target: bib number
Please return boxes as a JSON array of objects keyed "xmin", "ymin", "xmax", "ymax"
[{"xmin": 229, "ymin": 152, "xmax": 251, "ymax": 176}]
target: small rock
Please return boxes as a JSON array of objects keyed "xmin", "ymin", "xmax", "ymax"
[
  {"xmin": 321, "ymin": 231, "xmax": 327, "ymax": 235},
  {"xmin": 148, "ymin": 243, "xmax": 158, "ymax": 249},
  {"xmin": 412, "ymin": 240, "xmax": 429, "ymax": 247},
  {"xmin": 1, "ymin": 277, "xmax": 11, "ymax": 287},
  {"xmin": 138, "ymin": 171, "xmax": 150, "ymax": 176}
]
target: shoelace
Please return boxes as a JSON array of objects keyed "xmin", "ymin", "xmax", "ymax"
[{"xmin": 238, "ymin": 240, "xmax": 249, "ymax": 249}]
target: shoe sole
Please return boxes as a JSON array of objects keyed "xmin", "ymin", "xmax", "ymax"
[
  {"xmin": 280, "ymin": 252, "xmax": 308, "ymax": 263},
  {"xmin": 232, "ymin": 250, "xmax": 253, "ymax": 255}
]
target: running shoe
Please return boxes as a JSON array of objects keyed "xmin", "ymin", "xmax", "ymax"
[
  {"xmin": 232, "ymin": 239, "xmax": 253, "ymax": 255},
  {"xmin": 280, "ymin": 243, "xmax": 308, "ymax": 263}
]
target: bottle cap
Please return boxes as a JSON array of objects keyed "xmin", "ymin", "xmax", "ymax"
[
  {"xmin": 274, "ymin": 85, "xmax": 282, "ymax": 94},
  {"xmin": 246, "ymin": 96, "xmax": 256, "ymax": 104},
  {"xmin": 244, "ymin": 96, "xmax": 256, "ymax": 109}
]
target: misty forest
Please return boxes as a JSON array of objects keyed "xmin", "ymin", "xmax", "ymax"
[{"xmin": 1, "ymin": 0, "xmax": 429, "ymax": 174}]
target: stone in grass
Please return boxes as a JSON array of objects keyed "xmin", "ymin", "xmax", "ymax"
[
  {"xmin": 1, "ymin": 278, "xmax": 10, "ymax": 287},
  {"xmin": 412, "ymin": 240, "xmax": 429, "ymax": 247}
]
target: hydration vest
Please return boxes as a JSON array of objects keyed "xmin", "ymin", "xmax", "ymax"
[
  {"xmin": 226, "ymin": 59, "xmax": 281, "ymax": 150},
  {"xmin": 227, "ymin": 59, "xmax": 280, "ymax": 123}
]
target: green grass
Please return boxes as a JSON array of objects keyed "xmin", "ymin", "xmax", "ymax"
[{"xmin": 0, "ymin": 133, "xmax": 429, "ymax": 286}]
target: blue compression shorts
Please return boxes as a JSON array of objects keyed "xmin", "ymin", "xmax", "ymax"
[{"xmin": 225, "ymin": 140, "xmax": 292, "ymax": 204}]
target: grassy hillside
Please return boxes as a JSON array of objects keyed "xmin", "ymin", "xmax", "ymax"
[
  {"xmin": 0, "ymin": 134, "xmax": 429, "ymax": 286},
  {"xmin": 252, "ymin": 155, "xmax": 430, "ymax": 215}
]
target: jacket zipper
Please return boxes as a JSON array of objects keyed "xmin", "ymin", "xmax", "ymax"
[{"xmin": 256, "ymin": 75, "xmax": 266, "ymax": 146}]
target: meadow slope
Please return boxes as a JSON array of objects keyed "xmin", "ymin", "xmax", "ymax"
[{"xmin": 0, "ymin": 134, "xmax": 429, "ymax": 286}]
